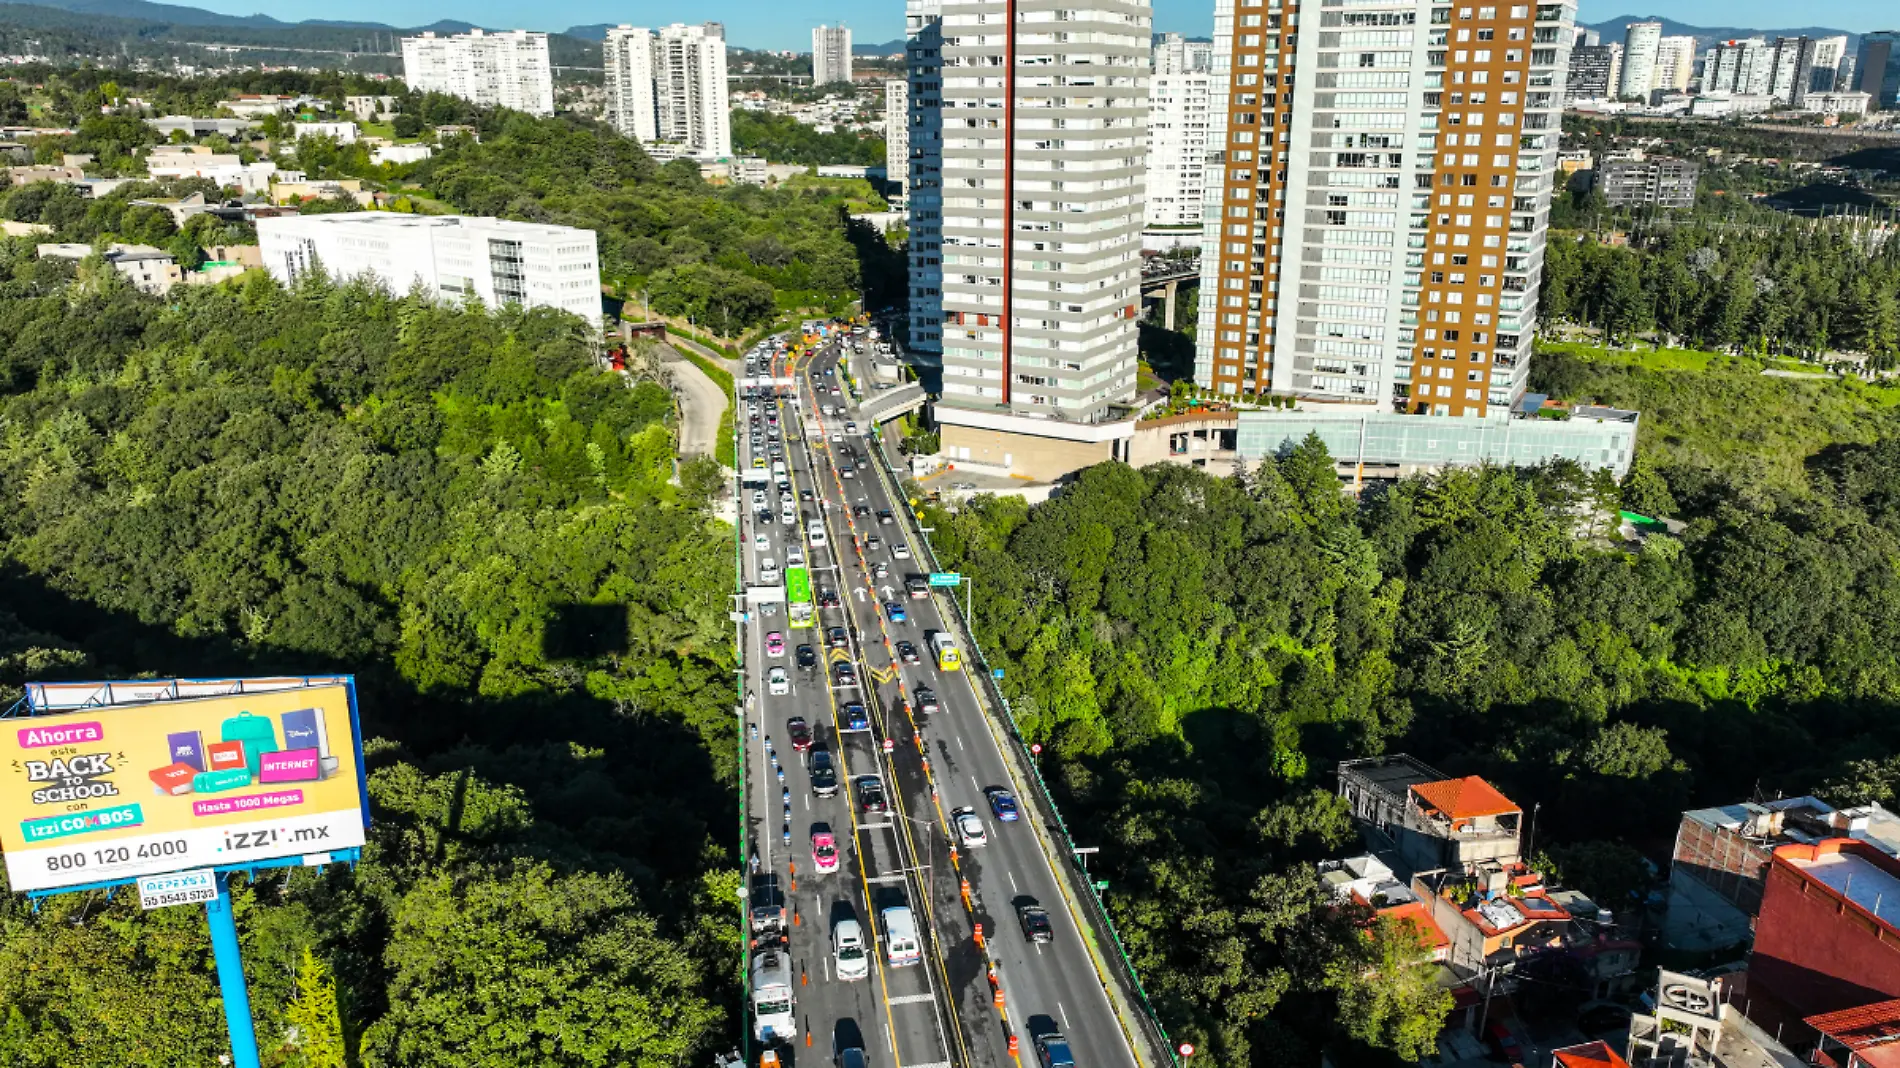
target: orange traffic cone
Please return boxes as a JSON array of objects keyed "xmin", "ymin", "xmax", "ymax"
[
  {"xmin": 806, "ymin": 1033, "xmax": 813, "ymax": 1049},
  {"xmin": 793, "ymin": 910, "xmax": 802, "ymax": 927},
  {"xmin": 1008, "ymin": 1035, "xmax": 1020, "ymax": 1058}
]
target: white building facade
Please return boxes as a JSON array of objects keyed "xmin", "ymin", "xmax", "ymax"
[
  {"xmin": 813, "ymin": 25, "xmax": 854, "ymax": 86},
  {"xmin": 885, "ymin": 79, "xmax": 910, "ymax": 198},
  {"xmin": 655, "ymin": 23, "xmax": 732, "ymax": 157},
  {"xmin": 256, "ymin": 213, "xmax": 601, "ymax": 327},
  {"xmin": 604, "ymin": 26, "xmax": 660, "ymax": 142},
  {"xmin": 1145, "ymin": 72, "xmax": 1213, "ymax": 230},
  {"xmin": 907, "ymin": 0, "xmax": 1152, "ymax": 431},
  {"xmin": 400, "ymin": 30, "xmax": 555, "ymax": 117},
  {"xmin": 1619, "ymin": 21, "xmax": 1661, "ymax": 99},
  {"xmin": 1653, "ymin": 35, "xmax": 1696, "ymax": 93}
]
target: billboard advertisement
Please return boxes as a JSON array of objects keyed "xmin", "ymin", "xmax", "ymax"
[{"xmin": 0, "ymin": 682, "xmax": 366, "ymax": 893}]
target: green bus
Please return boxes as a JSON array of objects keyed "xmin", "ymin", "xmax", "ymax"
[{"xmin": 785, "ymin": 566, "xmax": 814, "ymax": 628}]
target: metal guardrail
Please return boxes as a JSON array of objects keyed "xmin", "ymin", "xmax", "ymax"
[{"xmin": 866, "ymin": 438, "xmax": 1181, "ymax": 1068}]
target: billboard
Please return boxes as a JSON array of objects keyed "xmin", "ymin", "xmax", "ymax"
[{"xmin": 0, "ymin": 681, "xmax": 367, "ymax": 893}]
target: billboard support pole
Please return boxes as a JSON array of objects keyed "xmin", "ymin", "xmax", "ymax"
[{"xmin": 206, "ymin": 872, "xmax": 262, "ymax": 1068}]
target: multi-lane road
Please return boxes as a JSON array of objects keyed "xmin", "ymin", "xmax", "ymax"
[{"xmin": 736, "ymin": 327, "xmax": 1145, "ymax": 1068}]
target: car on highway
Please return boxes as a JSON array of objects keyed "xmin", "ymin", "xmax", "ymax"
[
  {"xmin": 768, "ymin": 667, "xmax": 789, "ymax": 695},
  {"xmin": 809, "ymin": 744, "xmax": 838, "ymax": 797},
  {"xmin": 873, "ymin": 561, "xmax": 890, "ymax": 579},
  {"xmin": 786, "ymin": 717, "xmax": 812, "ymax": 751},
  {"xmin": 853, "ymin": 504, "xmax": 871, "ymax": 517},
  {"xmin": 834, "ymin": 662, "xmax": 858, "ymax": 687},
  {"xmin": 840, "ymin": 463, "xmax": 854, "ymax": 478},
  {"xmin": 750, "ymin": 490, "xmax": 767, "ymax": 507},
  {"xmin": 896, "ymin": 640, "xmax": 920, "ymax": 664},
  {"xmin": 765, "ymin": 631, "xmax": 785, "ymax": 657},
  {"xmin": 843, "ymin": 701, "xmax": 870, "ymax": 731},
  {"xmin": 952, "ymin": 806, "xmax": 988, "ymax": 848},
  {"xmin": 884, "ymin": 601, "xmax": 907, "ymax": 623},
  {"xmin": 819, "ymin": 588, "xmax": 841, "ymax": 608},
  {"xmin": 753, "ymin": 532, "xmax": 769, "ymax": 552},
  {"xmin": 893, "ymin": 543, "xmax": 911, "ymax": 560},
  {"xmin": 915, "ymin": 687, "xmax": 939, "ymax": 715},
  {"xmin": 837, "ymin": 1040, "xmax": 868, "ymax": 1068},
  {"xmin": 827, "ymin": 626, "xmax": 849, "ymax": 649},
  {"xmin": 831, "ymin": 432, "xmax": 843, "ymax": 444},
  {"xmin": 1017, "ymin": 902, "xmax": 1053, "ymax": 944},
  {"xmin": 832, "ymin": 916, "xmax": 869, "ymax": 981},
  {"xmin": 877, "ymin": 509, "xmax": 894, "ymax": 525},
  {"xmin": 987, "ymin": 787, "xmax": 1020, "ymax": 822},
  {"xmin": 1034, "ymin": 1032, "xmax": 1075, "ymax": 1068},
  {"xmin": 866, "ymin": 536, "xmax": 882, "ymax": 552},
  {"xmin": 855, "ymin": 776, "xmax": 887, "ymax": 813},
  {"xmin": 846, "ymin": 422, "xmax": 858, "ymax": 435},
  {"xmin": 811, "ymin": 825, "xmax": 839, "ymax": 874},
  {"xmin": 796, "ymin": 644, "xmax": 817, "ymax": 669},
  {"xmin": 800, "ymin": 489, "xmax": 815, "ymax": 502}
]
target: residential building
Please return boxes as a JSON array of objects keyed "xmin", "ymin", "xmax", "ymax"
[
  {"xmin": 654, "ymin": 23, "xmax": 731, "ymax": 157},
  {"xmin": 1145, "ymin": 72, "xmax": 1213, "ymax": 231},
  {"xmin": 371, "ymin": 143, "xmax": 433, "ymax": 166},
  {"xmin": 1606, "ymin": 42, "xmax": 1624, "ymax": 102},
  {"xmin": 1707, "ymin": 38, "xmax": 1775, "ymax": 96},
  {"xmin": 813, "ymin": 25, "xmax": 853, "ymax": 86},
  {"xmin": 256, "ymin": 213, "xmax": 602, "ymax": 327},
  {"xmin": 1752, "ymin": 838, "xmax": 1900, "ymax": 1024},
  {"xmin": 603, "ymin": 26, "xmax": 659, "ymax": 142},
  {"xmin": 343, "ymin": 95, "xmax": 397, "ymax": 121},
  {"xmin": 1597, "ymin": 154, "xmax": 1699, "ymax": 209},
  {"xmin": 1625, "ymin": 969, "xmax": 1801, "ymax": 1068},
  {"xmin": 1555, "ymin": 1041, "xmax": 1632, "ymax": 1068},
  {"xmin": 147, "ymin": 115, "xmax": 252, "ymax": 139},
  {"xmin": 1568, "ymin": 45, "xmax": 1617, "ymax": 101},
  {"xmin": 904, "ymin": 0, "xmax": 1151, "ymax": 468},
  {"xmin": 1154, "ymin": 31, "xmax": 1215, "ymax": 75},
  {"xmin": 270, "ymin": 179, "xmax": 372, "ymax": 207},
  {"xmin": 1806, "ymin": 999, "xmax": 1900, "ymax": 1068},
  {"xmin": 400, "ymin": 30, "xmax": 555, "ymax": 117},
  {"xmin": 1768, "ymin": 36, "xmax": 1818, "ymax": 106},
  {"xmin": 1190, "ymin": 0, "xmax": 1574, "ymax": 418},
  {"xmin": 293, "ymin": 121, "xmax": 359, "ymax": 145},
  {"xmin": 1854, "ymin": 32, "xmax": 1900, "ymax": 110},
  {"xmin": 885, "ymin": 79, "xmax": 909, "ymax": 198},
  {"xmin": 1619, "ymin": 21, "xmax": 1663, "ymax": 99},
  {"xmin": 7, "ymin": 164, "xmax": 83, "ymax": 185},
  {"xmin": 1653, "ymin": 35, "xmax": 1696, "ymax": 93},
  {"xmin": 145, "ymin": 151, "xmax": 275, "ymax": 194},
  {"xmin": 1337, "ymin": 755, "xmax": 1522, "ymax": 877},
  {"xmin": 222, "ymin": 94, "xmax": 304, "ymax": 118},
  {"xmin": 36, "ymin": 242, "xmax": 181, "ymax": 294},
  {"xmin": 1812, "ymin": 35, "xmax": 1851, "ymax": 93},
  {"xmin": 1235, "ymin": 402, "xmax": 1639, "ymax": 481},
  {"xmin": 729, "ymin": 156, "xmax": 768, "ymax": 185}
]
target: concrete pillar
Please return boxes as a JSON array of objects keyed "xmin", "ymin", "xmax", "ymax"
[{"xmin": 1163, "ymin": 280, "xmax": 1178, "ymax": 331}]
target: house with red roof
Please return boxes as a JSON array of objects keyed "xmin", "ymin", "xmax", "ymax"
[{"xmin": 1339, "ymin": 754, "xmax": 1524, "ymax": 877}]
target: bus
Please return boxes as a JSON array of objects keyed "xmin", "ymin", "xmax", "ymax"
[
  {"xmin": 785, "ymin": 566, "xmax": 814, "ymax": 628},
  {"xmin": 930, "ymin": 632, "xmax": 961, "ymax": 672}
]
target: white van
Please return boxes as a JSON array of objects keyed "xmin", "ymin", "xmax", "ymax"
[
  {"xmin": 808, "ymin": 520, "xmax": 828, "ymax": 547},
  {"xmin": 833, "ymin": 917, "xmax": 870, "ymax": 981},
  {"xmin": 882, "ymin": 905, "xmax": 921, "ymax": 967},
  {"xmin": 772, "ymin": 460, "xmax": 787, "ymax": 478},
  {"xmin": 780, "ymin": 504, "xmax": 797, "ymax": 527}
]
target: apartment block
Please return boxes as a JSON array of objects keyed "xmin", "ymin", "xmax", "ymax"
[
  {"xmin": 1337, "ymin": 755, "xmax": 1523, "ymax": 876},
  {"xmin": 1154, "ymin": 31, "xmax": 1215, "ymax": 74},
  {"xmin": 1706, "ymin": 38, "xmax": 1774, "ymax": 96},
  {"xmin": 1618, "ymin": 21, "xmax": 1661, "ymax": 99},
  {"xmin": 885, "ymin": 80, "xmax": 909, "ymax": 198},
  {"xmin": 813, "ymin": 25, "xmax": 854, "ymax": 86},
  {"xmin": 400, "ymin": 30, "xmax": 554, "ymax": 117},
  {"xmin": 602, "ymin": 24, "xmax": 730, "ymax": 157},
  {"xmin": 1812, "ymin": 35, "xmax": 1851, "ymax": 93},
  {"xmin": 1597, "ymin": 154, "xmax": 1698, "ymax": 209},
  {"xmin": 1567, "ymin": 44, "xmax": 1615, "ymax": 100},
  {"xmin": 604, "ymin": 26, "xmax": 659, "ymax": 142},
  {"xmin": 905, "ymin": 0, "xmax": 1152, "ymax": 450},
  {"xmin": 1653, "ymin": 35, "xmax": 1695, "ymax": 93},
  {"xmin": 257, "ymin": 213, "xmax": 601, "ymax": 327},
  {"xmin": 1855, "ymin": 32, "xmax": 1900, "ymax": 110},
  {"xmin": 1192, "ymin": 0, "xmax": 1572, "ymax": 418},
  {"xmin": 1146, "ymin": 71, "xmax": 1214, "ymax": 230},
  {"xmin": 1769, "ymin": 36, "xmax": 1818, "ymax": 106}
]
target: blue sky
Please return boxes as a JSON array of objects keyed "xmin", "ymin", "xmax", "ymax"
[{"xmin": 191, "ymin": 0, "xmax": 1893, "ymax": 50}]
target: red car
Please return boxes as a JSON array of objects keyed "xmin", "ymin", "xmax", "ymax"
[
  {"xmin": 812, "ymin": 825, "xmax": 839, "ymax": 874},
  {"xmin": 786, "ymin": 717, "xmax": 812, "ymax": 752}
]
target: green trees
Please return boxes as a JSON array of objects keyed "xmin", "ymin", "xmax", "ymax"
[
  {"xmin": 730, "ymin": 110, "xmax": 885, "ymax": 167},
  {"xmin": 0, "ymin": 260, "xmax": 738, "ymax": 1065}
]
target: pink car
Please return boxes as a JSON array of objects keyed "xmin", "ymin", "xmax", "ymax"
[
  {"xmin": 766, "ymin": 631, "xmax": 785, "ymax": 657},
  {"xmin": 812, "ymin": 828, "xmax": 839, "ymax": 874}
]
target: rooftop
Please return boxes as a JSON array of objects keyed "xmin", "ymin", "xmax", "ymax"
[
  {"xmin": 1339, "ymin": 753, "xmax": 1448, "ymax": 803},
  {"xmin": 1684, "ymin": 797, "xmax": 1900, "ymax": 858},
  {"xmin": 1553, "ymin": 1040, "xmax": 1632, "ymax": 1068},
  {"xmin": 1807, "ymin": 998, "xmax": 1900, "ymax": 1068},
  {"xmin": 1379, "ymin": 900, "xmax": 1449, "ymax": 954},
  {"xmin": 1778, "ymin": 839, "xmax": 1900, "ymax": 930},
  {"xmin": 1413, "ymin": 776, "xmax": 1520, "ymax": 821}
]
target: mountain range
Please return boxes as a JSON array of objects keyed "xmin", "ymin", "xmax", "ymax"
[{"xmin": 1578, "ymin": 15, "xmax": 1858, "ymax": 47}]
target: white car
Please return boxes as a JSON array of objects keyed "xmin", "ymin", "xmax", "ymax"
[
  {"xmin": 893, "ymin": 543, "xmax": 912, "ymax": 560},
  {"xmin": 952, "ymin": 807, "xmax": 988, "ymax": 848},
  {"xmin": 760, "ymin": 559, "xmax": 780, "ymax": 583},
  {"xmin": 754, "ymin": 533, "xmax": 770, "ymax": 552},
  {"xmin": 834, "ymin": 918, "xmax": 869, "ymax": 982},
  {"xmin": 751, "ymin": 490, "xmax": 766, "ymax": 506},
  {"xmin": 768, "ymin": 666, "xmax": 790, "ymax": 695}
]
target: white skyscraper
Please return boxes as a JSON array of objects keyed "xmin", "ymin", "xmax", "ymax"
[
  {"xmin": 1619, "ymin": 21, "xmax": 1663, "ymax": 99},
  {"xmin": 1708, "ymin": 38, "xmax": 1774, "ymax": 95},
  {"xmin": 813, "ymin": 25, "xmax": 854, "ymax": 86},
  {"xmin": 653, "ymin": 23, "xmax": 732, "ymax": 157},
  {"xmin": 1654, "ymin": 35, "xmax": 1697, "ymax": 93},
  {"xmin": 1607, "ymin": 43, "xmax": 1624, "ymax": 100},
  {"xmin": 906, "ymin": 0, "xmax": 1151, "ymax": 461},
  {"xmin": 258, "ymin": 213, "xmax": 601, "ymax": 327},
  {"xmin": 884, "ymin": 79, "xmax": 909, "ymax": 198},
  {"xmin": 1145, "ymin": 71, "xmax": 1211, "ymax": 231},
  {"xmin": 603, "ymin": 26, "xmax": 658, "ymax": 142},
  {"xmin": 401, "ymin": 29, "xmax": 554, "ymax": 116},
  {"xmin": 1812, "ymin": 35, "xmax": 1851, "ymax": 92}
]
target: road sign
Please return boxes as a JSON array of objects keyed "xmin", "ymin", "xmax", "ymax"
[
  {"xmin": 1179, "ymin": 1044, "xmax": 1196, "ymax": 1059},
  {"xmin": 1030, "ymin": 743, "xmax": 1042, "ymax": 756},
  {"xmin": 138, "ymin": 868, "xmax": 219, "ymax": 910},
  {"xmin": 929, "ymin": 572, "xmax": 962, "ymax": 588},
  {"xmin": 991, "ymin": 668, "xmax": 1005, "ymax": 680}
]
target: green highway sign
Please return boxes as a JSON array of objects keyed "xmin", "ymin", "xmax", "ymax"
[{"xmin": 929, "ymin": 572, "xmax": 962, "ymax": 587}]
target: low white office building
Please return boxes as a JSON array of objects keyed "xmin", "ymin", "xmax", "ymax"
[
  {"xmin": 256, "ymin": 213, "xmax": 602, "ymax": 328},
  {"xmin": 371, "ymin": 143, "xmax": 434, "ymax": 166},
  {"xmin": 145, "ymin": 151, "xmax": 276, "ymax": 194},
  {"xmin": 293, "ymin": 121, "xmax": 359, "ymax": 145}
]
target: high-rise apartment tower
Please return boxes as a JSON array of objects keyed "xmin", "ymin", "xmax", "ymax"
[
  {"xmin": 885, "ymin": 79, "xmax": 910, "ymax": 198},
  {"xmin": 1191, "ymin": 0, "xmax": 1574, "ymax": 417},
  {"xmin": 604, "ymin": 26, "xmax": 659, "ymax": 142},
  {"xmin": 814, "ymin": 25, "xmax": 855, "ymax": 86},
  {"xmin": 600, "ymin": 24, "xmax": 731, "ymax": 157},
  {"xmin": 905, "ymin": 0, "xmax": 1153, "ymax": 451},
  {"xmin": 401, "ymin": 29, "xmax": 554, "ymax": 116},
  {"xmin": 1146, "ymin": 69, "xmax": 1214, "ymax": 230},
  {"xmin": 1618, "ymin": 20, "xmax": 1661, "ymax": 99}
]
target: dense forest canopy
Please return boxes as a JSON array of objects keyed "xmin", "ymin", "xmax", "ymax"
[
  {"xmin": 919, "ymin": 433, "xmax": 1900, "ymax": 1065},
  {"xmin": 0, "ymin": 245, "xmax": 739, "ymax": 1067}
]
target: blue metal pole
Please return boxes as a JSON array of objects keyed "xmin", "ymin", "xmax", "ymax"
[{"xmin": 205, "ymin": 872, "xmax": 262, "ymax": 1068}]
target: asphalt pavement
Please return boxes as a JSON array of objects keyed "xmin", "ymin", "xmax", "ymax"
[{"xmin": 739, "ymin": 330, "xmax": 1143, "ymax": 1068}]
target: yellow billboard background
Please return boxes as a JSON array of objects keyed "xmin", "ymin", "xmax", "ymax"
[{"xmin": 0, "ymin": 683, "xmax": 365, "ymax": 892}]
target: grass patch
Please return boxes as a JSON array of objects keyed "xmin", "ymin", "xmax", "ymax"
[{"xmin": 1533, "ymin": 342, "xmax": 1900, "ymax": 495}]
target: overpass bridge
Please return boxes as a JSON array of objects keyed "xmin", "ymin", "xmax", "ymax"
[{"xmin": 1139, "ymin": 262, "xmax": 1200, "ymax": 330}]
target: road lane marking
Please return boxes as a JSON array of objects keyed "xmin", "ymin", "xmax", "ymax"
[
  {"xmin": 957, "ymin": 735, "xmax": 965, "ymax": 751},
  {"xmin": 1009, "ymin": 871, "xmax": 1018, "ymax": 894},
  {"xmin": 1059, "ymin": 1001, "xmax": 1071, "ymax": 1029},
  {"xmin": 859, "ymin": 821, "xmax": 895, "ymax": 831},
  {"xmin": 866, "ymin": 874, "xmax": 907, "ymax": 884},
  {"xmin": 888, "ymin": 994, "xmax": 936, "ymax": 1006}
]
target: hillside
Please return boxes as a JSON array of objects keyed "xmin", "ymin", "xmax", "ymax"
[{"xmin": 1579, "ymin": 14, "xmax": 1856, "ymax": 47}]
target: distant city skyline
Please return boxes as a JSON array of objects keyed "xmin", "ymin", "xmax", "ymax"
[{"xmin": 169, "ymin": 0, "xmax": 1890, "ymax": 50}]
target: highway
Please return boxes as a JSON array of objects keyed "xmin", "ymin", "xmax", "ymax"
[{"xmin": 738, "ymin": 324, "xmax": 1146, "ymax": 1068}]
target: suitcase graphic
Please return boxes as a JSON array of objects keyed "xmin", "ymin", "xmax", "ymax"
[{"xmin": 219, "ymin": 711, "xmax": 281, "ymax": 778}]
